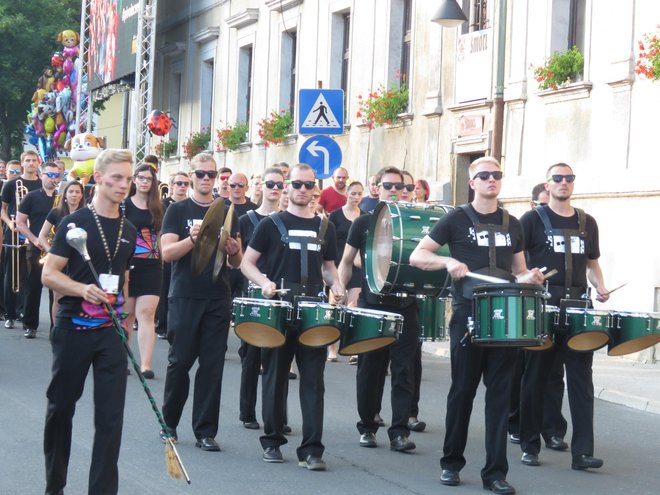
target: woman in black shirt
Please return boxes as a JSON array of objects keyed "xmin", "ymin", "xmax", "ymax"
[{"xmin": 124, "ymin": 164, "xmax": 164, "ymax": 378}]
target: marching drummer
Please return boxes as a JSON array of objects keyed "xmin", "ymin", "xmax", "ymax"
[
  {"xmin": 518, "ymin": 163, "xmax": 608, "ymax": 471},
  {"xmin": 160, "ymin": 152, "xmax": 241, "ymax": 452},
  {"xmin": 241, "ymin": 163, "xmax": 344, "ymax": 471},
  {"xmin": 409, "ymin": 157, "xmax": 542, "ymax": 495},
  {"xmin": 338, "ymin": 166, "xmax": 421, "ymax": 453}
]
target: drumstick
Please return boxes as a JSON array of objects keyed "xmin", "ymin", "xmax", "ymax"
[
  {"xmin": 465, "ymin": 272, "xmax": 509, "ymax": 284},
  {"xmin": 603, "ymin": 282, "xmax": 627, "ymax": 296},
  {"xmin": 273, "ymin": 288, "xmax": 290, "ymax": 293},
  {"xmin": 543, "ymin": 268, "xmax": 558, "ymax": 280}
]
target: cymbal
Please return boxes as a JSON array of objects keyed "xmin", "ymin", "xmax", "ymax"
[
  {"xmin": 191, "ymin": 199, "xmax": 226, "ymax": 275},
  {"xmin": 212, "ymin": 202, "xmax": 234, "ymax": 281}
]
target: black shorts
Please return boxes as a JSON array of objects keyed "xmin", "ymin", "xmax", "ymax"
[{"xmin": 128, "ymin": 262, "xmax": 163, "ymax": 297}]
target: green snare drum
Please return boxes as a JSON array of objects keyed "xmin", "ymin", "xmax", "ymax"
[
  {"xmin": 525, "ymin": 305, "xmax": 559, "ymax": 351},
  {"xmin": 417, "ymin": 295, "xmax": 447, "ymax": 341},
  {"xmin": 608, "ymin": 312, "xmax": 660, "ymax": 356},
  {"xmin": 338, "ymin": 307, "xmax": 403, "ymax": 355},
  {"xmin": 471, "ymin": 283, "xmax": 545, "ymax": 347},
  {"xmin": 297, "ymin": 301, "xmax": 343, "ymax": 348},
  {"xmin": 565, "ymin": 308, "xmax": 611, "ymax": 352},
  {"xmin": 233, "ymin": 298, "xmax": 292, "ymax": 348},
  {"xmin": 366, "ymin": 202, "xmax": 452, "ymax": 297}
]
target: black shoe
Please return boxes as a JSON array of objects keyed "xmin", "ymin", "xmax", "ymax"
[
  {"xmin": 509, "ymin": 433, "xmax": 520, "ymax": 444},
  {"xmin": 572, "ymin": 455, "xmax": 603, "ymax": 470},
  {"xmin": 195, "ymin": 437, "xmax": 221, "ymax": 451},
  {"xmin": 156, "ymin": 332, "xmax": 167, "ymax": 340},
  {"xmin": 298, "ymin": 454, "xmax": 326, "ymax": 471},
  {"xmin": 483, "ymin": 479, "xmax": 516, "ymax": 494},
  {"xmin": 5, "ymin": 319, "xmax": 15, "ymax": 329},
  {"xmin": 24, "ymin": 328, "xmax": 36, "ymax": 339},
  {"xmin": 408, "ymin": 417, "xmax": 426, "ymax": 432},
  {"xmin": 348, "ymin": 355, "xmax": 358, "ymax": 365},
  {"xmin": 160, "ymin": 427, "xmax": 178, "ymax": 443},
  {"xmin": 141, "ymin": 369, "xmax": 155, "ymax": 379},
  {"xmin": 262, "ymin": 447, "xmax": 283, "ymax": 463},
  {"xmin": 546, "ymin": 436, "xmax": 569, "ymax": 451},
  {"xmin": 521, "ymin": 452, "xmax": 540, "ymax": 466},
  {"xmin": 390, "ymin": 435, "xmax": 415, "ymax": 452},
  {"xmin": 283, "ymin": 424, "xmax": 292, "ymax": 435},
  {"xmin": 359, "ymin": 432, "xmax": 377, "ymax": 448},
  {"xmin": 440, "ymin": 469, "xmax": 460, "ymax": 486},
  {"xmin": 243, "ymin": 420, "xmax": 260, "ymax": 430},
  {"xmin": 289, "ymin": 371, "xmax": 297, "ymax": 380}
]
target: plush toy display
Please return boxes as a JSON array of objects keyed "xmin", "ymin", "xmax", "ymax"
[{"xmin": 64, "ymin": 133, "xmax": 105, "ymax": 185}]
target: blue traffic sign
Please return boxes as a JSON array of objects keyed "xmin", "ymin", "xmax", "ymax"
[
  {"xmin": 298, "ymin": 136, "xmax": 342, "ymax": 180},
  {"xmin": 299, "ymin": 89, "xmax": 344, "ymax": 135}
]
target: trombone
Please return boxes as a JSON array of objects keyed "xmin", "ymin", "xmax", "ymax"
[
  {"xmin": 159, "ymin": 182, "xmax": 169, "ymax": 200},
  {"xmin": 11, "ymin": 179, "xmax": 28, "ymax": 293}
]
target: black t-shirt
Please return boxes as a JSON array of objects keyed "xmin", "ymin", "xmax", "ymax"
[
  {"xmin": 520, "ymin": 205, "xmax": 599, "ymax": 300},
  {"xmin": 49, "ymin": 207, "xmax": 137, "ymax": 330},
  {"xmin": 329, "ymin": 207, "xmax": 364, "ymax": 265},
  {"xmin": 2, "ymin": 177, "xmax": 42, "ymax": 238},
  {"xmin": 17, "ymin": 188, "xmax": 56, "ymax": 238},
  {"xmin": 229, "ymin": 199, "xmax": 258, "ymax": 218},
  {"xmin": 46, "ymin": 208, "xmax": 63, "ymax": 230},
  {"xmin": 124, "ymin": 197, "xmax": 161, "ymax": 268},
  {"xmin": 429, "ymin": 205, "xmax": 524, "ymax": 304},
  {"xmin": 358, "ymin": 196, "xmax": 379, "ymax": 214},
  {"xmin": 163, "ymin": 197, "xmax": 176, "ymax": 210},
  {"xmin": 248, "ymin": 211, "xmax": 337, "ymax": 290},
  {"xmin": 161, "ymin": 198, "xmax": 239, "ymax": 299}
]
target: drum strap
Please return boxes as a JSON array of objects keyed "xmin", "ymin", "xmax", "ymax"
[
  {"xmin": 535, "ymin": 206, "xmax": 587, "ymax": 293},
  {"xmin": 269, "ymin": 214, "xmax": 328, "ymax": 294},
  {"xmin": 247, "ymin": 209, "xmax": 259, "ymax": 228},
  {"xmin": 459, "ymin": 204, "xmax": 509, "ymax": 272}
]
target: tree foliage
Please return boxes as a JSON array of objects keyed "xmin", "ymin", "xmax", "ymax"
[{"xmin": 0, "ymin": 1, "xmax": 81, "ymax": 160}]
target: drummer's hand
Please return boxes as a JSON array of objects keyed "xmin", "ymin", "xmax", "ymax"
[
  {"xmin": 261, "ymin": 281, "xmax": 277, "ymax": 299},
  {"xmin": 189, "ymin": 224, "xmax": 201, "ymax": 243},
  {"xmin": 446, "ymin": 258, "xmax": 468, "ymax": 280},
  {"xmin": 595, "ymin": 286, "xmax": 610, "ymax": 303},
  {"xmin": 517, "ymin": 268, "xmax": 544, "ymax": 285},
  {"xmin": 330, "ymin": 283, "xmax": 346, "ymax": 305},
  {"xmin": 225, "ymin": 235, "xmax": 240, "ymax": 256}
]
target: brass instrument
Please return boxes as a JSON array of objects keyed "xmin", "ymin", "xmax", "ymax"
[
  {"xmin": 159, "ymin": 181, "xmax": 170, "ymax": 200},
  {"xmin": 39, "ymin": 193, "xmax": 60, "ymax": 265},
  {"xmin": 11, "ymin": 179, "xmax": 28, "ymax": 293}
]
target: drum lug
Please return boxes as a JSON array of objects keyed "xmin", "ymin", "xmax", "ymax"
[
  {"xmin": 467, "ymin": 316, "xmax": 475, "ymax": 335},
  {"xmin": 409, "ymin": 215, "xmax": 421, "ymax": 221}
]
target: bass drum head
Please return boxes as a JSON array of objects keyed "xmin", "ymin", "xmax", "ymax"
[{"xmin": 365, "ymin": 202, "xmax": 393, "ymax": 294}]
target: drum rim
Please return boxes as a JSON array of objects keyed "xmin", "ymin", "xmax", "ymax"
[
  {"xmin": 233, "ymin": 297, "xmax": 292, "ymax": 307},
  {"xmin": 297, "ymin": 301, "xmax": 337, "ymax": 309},
  {"xmin": 566, "ymin": 308, "xmax": 610, "ymax": 316},
  {"xmin": 343, "ymin": 307, "xmax": 404, "ymax": 319}
]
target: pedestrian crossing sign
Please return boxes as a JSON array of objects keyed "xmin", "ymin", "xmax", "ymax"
[{"xmin": 298, "ymin": 89, "xmax": 344, "ymax": 135}]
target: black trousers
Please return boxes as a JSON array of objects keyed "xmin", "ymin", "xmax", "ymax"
[
  {"xmin": 44, "ymin": 326, "xmax": 127, "ymax": 495},
  {"xmin": 542, "ymin": 355, "xmax": 568, "ymax": 441},
  {"xmin": 260, "ymin": 327, "xmax": 326, "ymax": 461},
  {"xmin": 356, "ymin": 303, "xmax": 419, "ymax": 440},
  {"xmin": 239, "ymin": 341, "xmax": 262, "ymax": 423},
  {"xmin": 520, "ymin": 334, "xmax": 594, "ymax": 456},
  {"xmin": 508, "ymin": 350, "xmax": 525, "ymax": 435},
  {"xmin": 441, "ymin": 304, "xmax": 516, "ymax": 484},
  {"xmin": 3, "ymin": 244, "xmax": 26, "ymax": 319},
  {"xmin": 23, "ymin": 245, "xmax": 44, "ymax": 330},
  {"xmin": 163, "ymin": 297, "xmax": 230, "ymax": 439},
  {"xmin": 410, "ymin": 340, "xmax": 423, "ymax": 418},
  {"xmin": 156, "ymin": 262, "xmax": 171, "ymax": 335}
]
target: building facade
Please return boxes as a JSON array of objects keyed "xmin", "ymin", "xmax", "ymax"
[{"xmin": 150, "ymin": 0, "xmax": 660, "ymax": 358}]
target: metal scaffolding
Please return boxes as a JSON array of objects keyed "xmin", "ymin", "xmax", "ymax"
[
  {"xmin": 75, "ymin": 0, "xmax": 92, "ymax": 134},
  {"xmin": 129, "ymin": 0, "xmax": 158, "ymax": 159}
]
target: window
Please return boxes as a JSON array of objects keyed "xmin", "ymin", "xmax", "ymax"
[
  {"xmin": 400, "ymin": 0, "xmax": 411, "ymax": 85},
  {"xmin": 168, "ymin": 72, "xmax": 181, "ymax": 143},
  {"xmin": 388, "ymin": 0, "xmax": 412, "ymax": 89},
  {"xmin": 551, "ymin": 0, "xmax": 586, "ymax": 52},
  {"xmin": 461, "ymin": 0, "xmax": 489, "ymax": 34},
  {"xmin": 200, "ymin": 59, "xmax": 214, "ymax": 131},
  {"xmin": 330, "ymin": 11, "xmax": 351, "ymax": 117},
  {"xmin": 279, "ymin": 30, "xmax": 297, "ymax": 115},
  {"xmin": 238, "ymin": 44, "xmax": 253, "ymax": 125}
]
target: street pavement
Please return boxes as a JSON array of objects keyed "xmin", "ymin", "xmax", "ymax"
[{"xmin": 1, "ymin": 297, "xmax": 659, "ymax": 494}]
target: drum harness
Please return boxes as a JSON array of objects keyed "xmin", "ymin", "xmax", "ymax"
[
  {"xmin": 459, "ymin": 205, "xmax": 515, "ymax": 345},
  {"xmin": 270, "ymin": 213, "xmax": 329, "ymax": 314},
  {"xmin": 534, "ymin": 205, "xmax": 592, "ymax": 329}
]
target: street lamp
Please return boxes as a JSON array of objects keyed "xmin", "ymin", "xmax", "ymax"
[{"xmin": 431, "ymin": 0, "xmax": 468, "ymax": 28}]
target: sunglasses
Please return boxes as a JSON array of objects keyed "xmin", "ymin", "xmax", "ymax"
[
  {"xmin": 193, "ymin": 170, "xmax": 218, "ymax": 179},
  {"xmin": 288, "ymin": 180, "xmax": 316, "ymax": 190},
  {"xmin": 229, "ymin": 182, "xmax": 245, "ymax": 188},
  {"xmin": 403, "ymin": 184, "xmax": 415, "ymax": 192},
  {"xmin": 265, "ymin": 180, "xmax": 285, "ymax": 190},
  {"xmin": 9, "ymin": 169, "xmax": 21, "ymax": 174},
  {"xmin": 548, "ymin": 174, "xmax": 576, "ymax": 183},
  {"xmin": 472, "ymin": 171, "xmax": 503, "ymax": 181},
  {"xmin": 173, "ymin": 181, "xmax": 189, "ymax": 187},
  {"xmin": 379, "ymin": 182, "xmax": 405, "ymax": 191},
  {"xmin": 219, "ymin": 175, "xmax": 230, "ymax": 181},
  {"xmin": 44, "ymin": 172, "xmax": 61, "ymax": 178},
  {"xmin": 135, "ymin": 175, "xmax": 153, "ymax": 182}
]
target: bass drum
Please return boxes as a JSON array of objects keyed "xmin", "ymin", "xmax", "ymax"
[{"xmin": 366, "ymin": 202, "xmax": 453, "ymax": 298}]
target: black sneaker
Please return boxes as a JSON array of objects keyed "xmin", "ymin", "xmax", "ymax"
[
  {"xmin": 298, "ymin": 455, "xmax": 326, "ymax": 471},
  {"xmin": 160, "ymin": 427, "xmax": 177, "ymax": 443},
  {"xmin": 263, "ymin": 447, "xmax": 283, "ymax": 463},
  {"xmin": 24, "ymin": 328, "xmax": 37, "ymax": 339}
]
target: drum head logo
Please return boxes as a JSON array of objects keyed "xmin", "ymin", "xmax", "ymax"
[
  {"xmin": 422, "ymin": 226, "xmax": 430, "ymax": 235},
  {"xmin": 250, "ymin": 307, "xmax": 261, "ymax": 317},
  {"xmin": 324, "ymin": 310, "xmax": 333, "ymax": 320},
  {"xmin": 526, "ymin": 310, "xmax": 535, "ymax": 320},
  {"xmin": 493, "ymin": 309, "xmax": 504, "ymax": 320},
  {"xmin": 592, "ymin": 316, "xmax": 602, "ymax": 327}
]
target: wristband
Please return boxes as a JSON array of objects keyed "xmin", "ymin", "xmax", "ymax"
[{"xmin": 189, "ymin": 234, "xmax": 195, "ymax": 245}]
